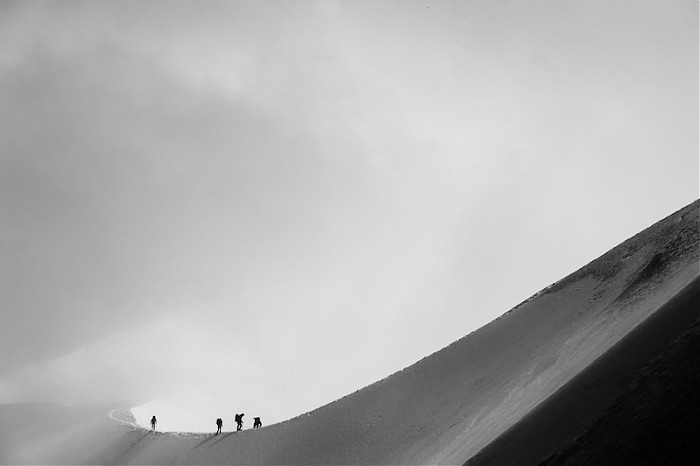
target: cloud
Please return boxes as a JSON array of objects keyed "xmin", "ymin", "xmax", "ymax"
[{"xmin": 0, "ymin": 0, "xmax": 696, "ymax": 429}]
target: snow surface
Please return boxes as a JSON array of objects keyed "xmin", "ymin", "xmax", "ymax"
[{"xmin": 0, "ymin": 200, "xmax": 698, "ymax": 465}]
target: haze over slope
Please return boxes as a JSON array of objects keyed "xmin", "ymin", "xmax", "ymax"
[
  {"xmin": 1, "ymin": 201, "xmax": 697, "ymax": 464},
  {"xmin": 2, "ymin": 1, "xmax": 697, "ymax": 430}
]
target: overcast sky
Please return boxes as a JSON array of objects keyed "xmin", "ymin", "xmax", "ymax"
[{"xmin": 0, "ymin": 0, "xmax": 697, "ymax": 431}]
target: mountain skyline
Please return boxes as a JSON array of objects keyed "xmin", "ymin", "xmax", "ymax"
[{"xmin": 1, "ymin": 0, "xmax": 697, "ymax": 430}]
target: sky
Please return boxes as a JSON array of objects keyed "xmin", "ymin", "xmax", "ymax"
[{"xmin": 0, "ymin": 0, "xmax": 697, "ymax": 431}]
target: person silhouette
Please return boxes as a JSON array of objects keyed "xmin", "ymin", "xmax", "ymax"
[
  {"xmin": 253, "ymin": 417, "xmax": 262, "ymax": 429},
  {"xmin": 216, "ymin": 418, "xmax": 223, "ymax": 435},
  {"xmin": 151, "ymin": 415, "xmax": 157, "ymax": 431},
  {"xmin": 235, "ymin": 413, "xmax": 244, "ymax": 431}
]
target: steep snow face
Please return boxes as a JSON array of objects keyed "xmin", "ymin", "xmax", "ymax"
[{"xmin": 1, "ymin": 201, "xmax": 698, "ymax": 465}]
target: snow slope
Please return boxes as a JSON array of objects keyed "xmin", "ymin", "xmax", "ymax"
[
  {"xmin": 1, "ymin": 200, "xmax": 698, "ymax": 465},
  {"xmin": 540, "ymin": 317, "xmax": 700, "ymax": 465}
]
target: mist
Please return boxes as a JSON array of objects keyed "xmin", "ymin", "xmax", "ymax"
[{"xmin": 1, "ymin": 0, "xmax": 697, "ymax": 431}]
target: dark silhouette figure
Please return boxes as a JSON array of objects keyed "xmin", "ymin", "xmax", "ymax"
[
  {"xmin": 216, "ymin": 418, "xmax": 223, "ymax": 435},
  {"xmin": 150, "ymin": 415, "xmax": 157, "ymax": 431},
  {"xmin": 253, "ymin": 417, "xmax": 262, "ymax": 429},
  {"xmin": 235, "ymin": 413, "xmax": 244, "ymax": 431}
]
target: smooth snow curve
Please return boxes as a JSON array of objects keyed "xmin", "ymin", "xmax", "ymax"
[{"xmin": 1, "ymin": 200, "xmax": 698, "ymax": 465}]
